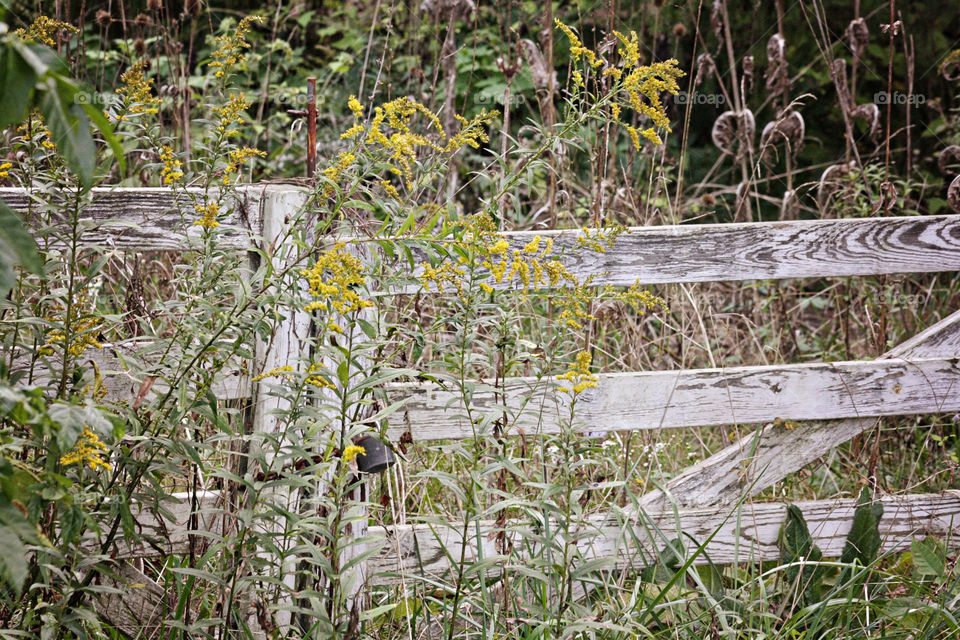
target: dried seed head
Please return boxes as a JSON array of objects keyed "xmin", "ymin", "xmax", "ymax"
[
  {"xmin": 673, "ymin": 23, "xmax": 687, "ymax": 38},
  {"xmin": 135, "ymin": 13, "xmax": 151, "ymax": 27},
  {"xmin": 147, "ymin": 0, "xmax": 163, "ymax": 10},
  {"xmin": 742, "ymin": 55, "xmax": 754, "ymax": 95},
  {"xmin": 759, "ymin": 110, "xmax": 805, "ymax": 165},
  {"xmin": 695, "ymin": 53, "xmax": 715, "ymax": 87},
  {"xmin": 780, "ymin": 189, "xmax": 798, "ymax": 219},
  {"xmin": 95, "ymin": 9, "xmax": 111, "ymax": 27},
  {"xmin": 765, "ymin": 33, "xmax": 789, "ymax": 97},
  {"xmin": 185, "ymin": 0, "xmax": 202, "ymax": 18},
  {"xmin": 134, "ymin": 37, "xmax": 147, "ymax": 56},
  {"xmin": 817, "ymin": 161, "xmax": 856, "ymax": 206},
  {"xmin": 940, "ymin": 50, "xmax": 960, "ymax": 82},
  {"xmin": 518, "ymin": 39, "xmax": 556, "ymax": 95},
  {"xmin": 850, "ymin": 102, "xmax": 880, "ymax": 140},
  {"xmin": 710, "ymin": 0, "xmax": 725, "ymax": 42},
  {"xmin": 938, "ymin": 145, "xmax": 960, "ymax": 175},
  {"xmin": 701, "ymin": 193, "xmax": 717, "ymax": 207},
  {"xmin": 712, "ymin": 109, "xmax": 755, "ymax": 157},
  {"xmin": 949, "ymin": 174, "xmax": 960, "ymax": 213},
  {"xmin": 847, "ymin": 18, "xmax": 869, "ymax": 60}
]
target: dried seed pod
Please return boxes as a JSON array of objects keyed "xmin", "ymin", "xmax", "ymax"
[
  {"xmin": 95, "ymin": 9, "xmax": 111, "ymax": 27},
  {"xmin": 710, "ymin": 0, "xmax": 725, "ymax": 43},
  {"xmin": 832, "ymin": 58, "xmax": 852, "ymax": 107},
  {"xmin": 134, "ymin": 13, "xmax": 151, "ymax": 27},
  {"xmin": 851, "ymin": 102, "xmax": 880, "ymax": 140},
  {"xmin": 949, "ymin": 174, "xmax": 960, "ymax": 213},
  {"xmin": 817, "ymin": 161, "xmax": 856, "ymax": 206},
  {"xmin": 780, "ymin": 189, "xmax": 798, "ymax": 219},
  {"xmin": 765, "ymin": 33, "xmax": 789, "ymax": 97},
  {"xmin": 742, "ymin": 55, "xmax": 754, "ymax": 95},
  {"xmin": 939, "ymin": 50, "xmax": 960, "ymax": 82},
  {"xmin": 870, "ymin": 181, "xmax": 897, "ymax": 215},
  {"xmin": 712, "ymin": 109, "xmax": 755, "ymax": 156},
  {"xmin": 759, "ymin": 110, "xmax": 805, "ymax": 165},
  {"xmin": 185, "ymin": 0, "xmax": 202, "ymax": 18},
  {"xmin": 133, "ymin": 37, "xmax": 147, "ymax": 56},
  {"xmin": 847, "ymin": 18, "xmax": 869, "ymax": 60},
  {"xmin": 147, "ymin": 0, "xmax": 163, "ymax": 10},
  {"xmin": 938, "ymin": 145, "xmax": 960, "ymax": 175},
  {"xmin": 696, "ymin": 53, "xmax": 715, "ymax": 87},
  {"xmin": 518, "ymin": 39, "xmax": 556, "ymax": 95},
  {"xmin": 673, "ymin": 23, "xmax": 687, "ymax": 38},
  {"xmin": 421, "ymin": 0, "xmax": 476, "ymax": 21}
]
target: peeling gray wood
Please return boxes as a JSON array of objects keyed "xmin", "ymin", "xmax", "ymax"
[
  {"xmin": 386, "ymin": 355, "xmax": 960, "ymax": 441},
  {"xmin": 386, "ymin": 215, "xmax": 960, "ymax": 291},
  {"xmin": 365, "ymin": 493, "xmax": 960, "ymax": 586},
  {"xmin": 639, "ymin": 308, "xmax": 960, "ymax": 511},
  {"xmin": 1, "ymin": 186, "xmax": 264, "ymax": 251},
  {"xmin": 94, "ymin": 562, "xmax": 175, "ymax": 639}
]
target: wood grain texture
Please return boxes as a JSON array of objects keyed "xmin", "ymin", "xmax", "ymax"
[
  {"xmin": 386, "ymin": 355, "xmax": 960, "ymax": 441},
  {"xmin": 387, "ymin": 215, "xmax": 960, "ymax": 291},
  {"xmin": 364, "ymin": 493, "xmax": 960, "ymax": 586},
  {"xmin": 1, "ymin": 186, "xmax": 266, "ymax": 251},
  {"xmin": 638, "ymin": 308, "xmax": 960, "ymax": 511},
  {"xmin": 94, "ymin": 562, "xmax": 175, "ymax": 639}
]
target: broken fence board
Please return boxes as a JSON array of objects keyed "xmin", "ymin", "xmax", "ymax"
[
  {"xmin": 366, "ymin": 493, "xmax": 960, "ymax": 585},
  {"xmin": 386, "ymin": 355, "xmax": 960, "ymax": 441}
]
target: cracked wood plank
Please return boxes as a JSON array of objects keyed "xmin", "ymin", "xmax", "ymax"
[
  {"xmin": 638, "ymin": 308, "xmax": 960, "ymax": 511},
  {"xmin": 1, "ymin": 186, "xmax": 263, "ymax": 251},
  {"xmin": 386, "ymin": 355, "xmax": 960, "ymax": 441},
  {"xmin": 365, "ymin": 493, "xmax": 960, "ymax": 586}
]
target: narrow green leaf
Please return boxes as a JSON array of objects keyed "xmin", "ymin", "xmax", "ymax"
[{"xmin": 911, "ymin": 537, "xmax": 946, "ymax": 577}]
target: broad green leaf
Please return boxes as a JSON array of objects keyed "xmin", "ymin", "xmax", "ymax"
[
  {"xmin": 0, "ymin": 47, "xmax": 36, "ymax": 128},
  {"xmin": 0, "ymin": 524, "xmax": 28, "ymax": 595},
  {"xmin": 911, "ymin": 537, "xmax": 946, "ymax": 577},
  {"xmin": 778, "ymin": 504, "xmax": 824, "ymax": 605},
  {"xmin": 37, "ymin": 77, "xmax": 96, "ymax": 188},
  {"xmin": 0, "ymin": 199, "xmax": 42, "ymax": 295},
  {"xmin": 840, "ymin": 487, "xmax": 883, "ymax": 565}
]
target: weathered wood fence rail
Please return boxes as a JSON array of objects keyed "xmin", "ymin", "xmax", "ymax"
[{"xmin": 6, "ymin": 185, "xmax": 960, "ymax": 635}]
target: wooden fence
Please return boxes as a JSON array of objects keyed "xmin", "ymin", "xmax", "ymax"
[{"xmin": 5, "ymin": 184, "xmax": 960, "ymax": 636}]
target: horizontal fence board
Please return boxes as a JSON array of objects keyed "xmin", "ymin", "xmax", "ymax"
[
  {"xmin": 386, "ymin": 214, "xmax": 960, "ymax": 293},
  {"xmin": 366, "ymin": 493, "xmax": 960, "ymax": 586},
  {"xmin": 637, "ymin": 308, "xmax": 960, "ymax": 512},
  {"xmin": 10, "ymin": 342, "xmax": 250, "ymax": 402},
  {"xmin": 0, "ymin": 186, "xmax": 274, "ymax": 251},
  {"xmin": 386, "ymin": 356, "xmax": 960, "ymax": 441}
]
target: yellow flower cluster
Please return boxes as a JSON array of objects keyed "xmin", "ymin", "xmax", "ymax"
[
  {"xmin": 0, "ymin": 162, "xmax": 12, "ymax": 179},
  {"xmin": 60, "ymin": 427, "xmax": 111, "ymax": 471},
  {"xmin": 15, "ymin": 16, "xmax": 78, "ymax": 47},
  {"xmin": 251, "ymin": 365, "xmax": 294, "ymax": 382},
  {"xmin": 301, "ymin": 242, "xmax": 373, "ymax": 315},
  {"xmin": 213, "ymin": 93, "xmax": 249, "ymax": 135},
  {"xmin": 117, "ymin": 60, "xmax": 160, "ymax": 116},
  {"xmin": 342, "ymin": 444, "xmax": 366, "ymax": 462},
  {"xmin": 209, "ymin": 16, "xmax": 263, "ymax": 78},
  {"xmin": 194, "ymin": 201, "xmax": 219, "ymax": 228},
  {"xmin": 321, "ymin": 152, "xmax": 355, "ymax": 198},
  {"xmin": 555, "ymin": 22, "xmax": 684, "ymax": 151},
  {"xmin": 337, "ymin": 95, "xmax": 497, "ymax": 188},
  {"xmin": 159, "ymin": 145, "xmax": 183, "ymax": 184},
  {"xmin": 305, "ymin": 362, "xmax": 336, "ymax": 389},
  {"xmin": 576, "ymin": 224, "xmax": 626, "ymax": 254},
  {"xmin": 611, "ymin": 280, "xmax": 668, "ymax": 315},
  {"xmin": 223, "ymin": 147, "xmax": 265, "ymax": 184},
  {"xmin": 47, "ymin": 298, "xmax": 103, "ymax": 357},
  {"xmin": 556, "ymin": 351, "xmax": 599, "ymax": 395}
]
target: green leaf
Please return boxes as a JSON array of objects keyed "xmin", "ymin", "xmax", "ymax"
[
  {"xmin": 0, "ymin": 199, "xmax": 42, "ymax": 295},
  {"xmin": 778, "ymin": 504, "xmax": 824, "ymax": 605},
  {"xmin": 0, "ymin": 523, "xmax": 28, "ymax": 595},
  {"xmin": 0, "ymin": 47, "xmax": 36, "ymax": 128},
  {"xmin": 840, "ymin": 487, "xmax": 883, "ymax": 566},
  {"xmin": 911, "ymin": 537, "xmax": 946, "ymax": 577},
  {"xmin": 37, "ymin": 76, "xmax": 96, "ymax": 188}
]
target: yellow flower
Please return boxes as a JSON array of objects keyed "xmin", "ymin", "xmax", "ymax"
[
  {"xmin": 556, "ymin": 351, "xmax": 599, "ymax": 395},
  {"xmin": 213, "ymin": 93, "xmax": 249, "ymax": 134},
  {"xmin": 209, "ymin": 16, "xmax": 263, "ymax": 78},
  {"xmin": 15, "ymin": 16, "xmax": 77, "ymax": 47},
  {"xmin": 117, "ymin": 60, "xmax": 160, "ymax": 115},
  {"xmin": 321, "ymin": 152, "xmax": 356, "ymax": 198},
  {"xmin": 194, "ymin": 201, "xmax": 220, "ymax": 229},
  {"xmin": 348, "ymin": 95, "xmax": 364, "ymax": 118},
  {"xmin": 223, "ymin": 146, "xmax": 265, "ymax": 183},
  {"xmin": 0, "ymin": 162, "xmax": 12, "ymax": 179},
  {"xmin": 301, "ymin": 242, "xmax": 373, "ymax": 314},
  {"xmin": 159, "ymin": 145, "xmax": 183, "ymax": 184},
  {"xmin": 343, "ymin": 445, "xmax": 366, "ymax": 462},
  {"xmin": 251, "ymin": 365, "xmax": 294, "ymax": 382},
  {"xmin": 60, "ymin": 427, "xmax": 111, "ymax": 471}
]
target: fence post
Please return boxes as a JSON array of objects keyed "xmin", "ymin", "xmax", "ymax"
[{"xmin": 249, "ymin": 185, "xmax": 311, "ymax": 634}]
